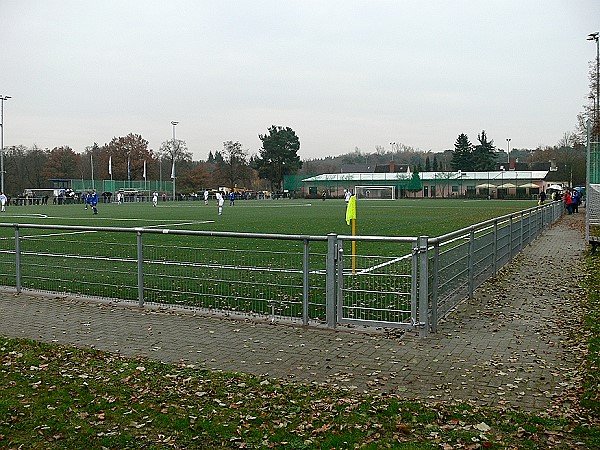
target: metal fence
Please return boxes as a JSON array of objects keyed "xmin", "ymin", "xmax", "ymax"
[
  {"xmin": 0, "ymin": 202, "xmax": 563, "ymax": 336},
  {"xmin": 587, "ymin": 184, "xmax": 600, "ymax": 239},
  {"xmin": 428, "ymin": 201, "xmax": 563, "ymax": 332}
]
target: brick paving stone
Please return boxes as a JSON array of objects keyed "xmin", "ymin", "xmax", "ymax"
[{"xmin": 0, "ymin": 213, "xmax": 587, "ymax": 413}]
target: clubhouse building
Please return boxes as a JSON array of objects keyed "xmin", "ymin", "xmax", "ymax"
[{"xmin": 296, "ymin": 168, "xmax": 569, "ymax": 200}]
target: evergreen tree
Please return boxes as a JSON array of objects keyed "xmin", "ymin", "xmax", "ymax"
[
  {"xmin": 407, "ymin": 172, "xmax": 422, "ymax": 197},
  {"xmin": 254, "ymin": 126, "xmax": 302, "ymax": 191},
  {"xmin": 472, "ymin": 130, "xmax": 497, "ymax": 171},
  {"xmin": 451, "ymin": 133, "xmax": 473, "ymax": 171},
  {"xmin": 425, "ymin": 156, "xmax": 431, "ymax": 172}
]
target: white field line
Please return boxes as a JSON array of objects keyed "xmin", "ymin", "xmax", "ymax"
[
  {"xmin": 8, "ymin": 250, "xmax": 308, "ymax": 276},
  {"xmin": 26, "ymin": 230, "xmax": 96, "ymax": 239},
  {"xmin": 0, "ymin": 214, "xmax": 49, "ymax": 219},
  {"xmin": 351, "ymin": 253, "xmax": 412, "ymax": 275},
  {"xmin": 240, "ymin": 203, "xmax": 313, "ymax": 208},
  {"xmin": 0, "ymin": 219, "xmax": 215, "ymax": 240},
  {"xmin": 1, "ymin": 211, "xmax": 215, "ymax": 225},
  {"xmin": 144, "ymin": 203, "xmax": 312, "ymax": 209},
  {"xmin": 0, "ymin": 230, "xmax": 97, "ymax": 241}
]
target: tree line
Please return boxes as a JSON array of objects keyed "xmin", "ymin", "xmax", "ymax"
[
  {"xmin": 5, "ymin": 127, "xmax": 588, "ymax": 198},
  {"xmin": 299, "ymin": 130, "xmax": 586, "ymax": 187},
  {"xmin": 3, "ymin": 125, "xmax": 302, "ymax": 196}
]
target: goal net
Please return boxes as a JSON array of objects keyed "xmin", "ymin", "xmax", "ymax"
[{"xmin": 354, "ymin": 185, "xmax": 395, "ymax": 200}]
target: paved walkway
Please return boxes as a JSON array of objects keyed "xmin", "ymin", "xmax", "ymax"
[{"xmin": 0, "ymin": 213, "xmax": 587, "ymax": 413}]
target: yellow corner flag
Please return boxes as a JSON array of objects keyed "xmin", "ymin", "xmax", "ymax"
[
  {"xmin": 346, "ymin": 194, "xmax": 357, "ymax": 273},
  {"xmin": 345, "ymin": 195, "xmax": 356, "ymax": 225}
]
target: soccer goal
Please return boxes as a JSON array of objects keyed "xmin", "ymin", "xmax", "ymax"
[{"xmin": 354, "ymin": 185, "xmax": 395, "ymax": 200}]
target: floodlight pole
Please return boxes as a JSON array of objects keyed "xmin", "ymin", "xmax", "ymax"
[
  {"xmin": 586, "ymin": 119, "xmax": 591, "ymax": 242},
  {"xmin": 506, "ymin": 138, "xmax": 511, "ymax": 167},
  {"xmin": 0, "ymin": 95, "xmax": 11, "ymax": 194},
  {"xmin": 171, "ymin": 121, "xmax": 178, "ymax": 201},
  {"xmin": 589, "ymin": 32, "xmax": 599, "ymax": 139}
]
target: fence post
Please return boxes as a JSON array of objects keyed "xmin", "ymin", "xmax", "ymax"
[
  {"xmin": 492, "ymin": 219, "xmax": 498, "ymax": 276},
  {"xmin": 14, "ymin": 226, "xmax": 21, "ymax": 293},
  {"xmin": 509, "ymin": 215, "xmax": 514, "ymax": 260},
  {"xmin": 136, "ymin": 230, "xmax": 144, "ymax": 307},
  {"xmin": 543, "ymin": 204, "xmax": 548, "ymax": 229},
  {"xmin": 337, "ymin": 246, "xmax": 344, "ymax": 323},
  {"xmin": 302, "ymin": 239, "xmax": 309, "ymax": 326},
  {"xmin": 430, "ymin": 241, "xmax": 439, "ymax": 333},
  {"xmin": 418, "ymin": 236, "xmax": 429, "ymax": 338},
  {"xmin": 411, "ymin": 242, "xmax": 418, "ymax": 325},
  {"xmin": 468, "ymin": 226, "xmax": 475, "ymax": 299},
  {"xmin": 326, "ymin": 233, "xmax": 337, "ymax": 329},
  {"xmin": 520, "ymin": 212, "xmax": 524, "ymax": 251}
]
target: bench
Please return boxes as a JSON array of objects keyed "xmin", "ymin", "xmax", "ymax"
[{"xmin": 591, "ymin": 236, "xmax": 600, "ymax": 254}]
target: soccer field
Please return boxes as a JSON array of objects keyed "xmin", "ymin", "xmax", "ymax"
[
  {"xmin": 0, "ymin": 198, "xmax": 546, "ymax": 324},
  {"xmin": 0, "ymin": 197, "xmax": 539, "ymax": 238}
]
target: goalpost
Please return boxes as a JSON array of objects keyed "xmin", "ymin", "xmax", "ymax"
[{"xmin": 354, "ymin": 185, "xmax": 395, "ymax": 200}]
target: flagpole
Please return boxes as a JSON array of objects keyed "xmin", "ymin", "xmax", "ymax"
[
  {"xmin": 170, "ymin": 159, "xmax": 175, "ymax": 200},
  {"xmin": 345, "ymin": 194, "xmax": 357, "ymax": 274},
  {"xmin": 90, "ymin": 154, "xmax": 94, "ymax": 190},
  {"xmin": 171, "ymin": 121, "xmax": 178, "ymax": 201},
  {"xmin": 352, "ymin": 218, "xmax": 356, "ymax": 273}
]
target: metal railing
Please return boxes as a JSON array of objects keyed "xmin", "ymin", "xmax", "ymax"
[
  {"xmin": 428, "ymin": 201, "xmax": 563, "ymax": 331},
  {"xmin": 0, "ymin": 202, "xmax": 563, "ymax": 336}
]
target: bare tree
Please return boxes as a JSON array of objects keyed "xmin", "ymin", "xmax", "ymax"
[
  {"xmin": 217, "ymin": 141, "xmax": 252, "ymax": 189},
  {"xmin": 158, "ymin": 138, "xmax": 192, "ymax": 179}
]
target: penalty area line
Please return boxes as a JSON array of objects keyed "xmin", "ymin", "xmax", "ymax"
[{"xmin": 0, "ymin": 214, "xmax": 49, "ymax": 219}]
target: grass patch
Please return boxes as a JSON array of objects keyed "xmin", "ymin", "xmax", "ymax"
[
  {"xmin": 1, "ymin": 334, "xmax": 598, "ymax": 449},
  {"xmin": 583, "ymin": 252, "xmax": 600, "ymax": 415}
]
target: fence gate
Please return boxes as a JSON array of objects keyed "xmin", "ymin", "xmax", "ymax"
[{"xmin": 334, "ymin": 236, "xmax": 426, "ymax": 333}]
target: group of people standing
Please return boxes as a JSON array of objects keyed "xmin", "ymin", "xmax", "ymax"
[{"xmin": 561, "ymin": 189, "xmax": 582, "ymax": 214}]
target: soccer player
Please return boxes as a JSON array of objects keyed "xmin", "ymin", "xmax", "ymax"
[
  {"xmin": 217, "ymin": 192, "xmax": 224, "ymax": 215},
  {"xmin": 90, "ymin": 190, "xmax": 99, "ymax": 215},
  {"xmin": 344, "ymin": 189, "xmax": 352, "ymax": 203},
  {"xmin": 152, "ymin": 192, "xmax": 158, "ymax": 207}
]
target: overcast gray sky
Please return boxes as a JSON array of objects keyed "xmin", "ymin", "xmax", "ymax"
[{"xmin": 1, "ymin": 0, "xmax": 598, "ymax": 161}]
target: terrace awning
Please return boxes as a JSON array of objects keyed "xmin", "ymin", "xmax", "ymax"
[
  {"xmin": 519, "ymin": 183, "xmax": 541, "ymax": 188},
  {"xmin": 498, "ymin": 183, "xmax": 516, "ymax": 188},
  {"xmin": 476, "ymin": 183, "xmax": 496, "ymax": 188}
]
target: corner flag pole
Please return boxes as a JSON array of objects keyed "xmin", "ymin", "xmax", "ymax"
[
  {"xmin": 351, "ymin": 215, "xmax": 356, "ymax": 273},
  {"xmin": 345, "ymin": 194, "xmax": 357, "ymax": 273}
]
